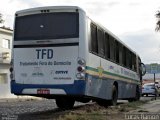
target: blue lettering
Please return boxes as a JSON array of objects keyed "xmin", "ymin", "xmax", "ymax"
[
  {"xmin": 47, "ymin": 49, "xmax": 53, "ymax": 59},
  {"xmin": 42, "ymin": 49, "xmax": 47, "ymax": 59},
  {"xmin": 36, "ymin": 49, "xmax": 53, "ymax": 59},
  {"xmin": 36, "ymin": 49, "xmax": 41, "ymax": 59},
  {"xmin": 55, "ymin": 71, "xmax": 68, "ymax": 74}
]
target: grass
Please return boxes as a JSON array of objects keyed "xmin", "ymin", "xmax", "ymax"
[
  {"xmin": 56, "ymin": 100, "xmax": 148, "ymax": 120},
  {"xmin": 138, "ymin": 109, "xmax": 149, "ymax": 112},
  {"xmin": 58, "ymin": 112, "xmax": 109, "ymax": 120},
  {"xmin": 123, "ymin": 100, "xmax": 148, "ymax": 108}
]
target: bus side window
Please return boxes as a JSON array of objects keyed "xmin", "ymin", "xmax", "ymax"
[
  {"xmin": 110, "ymin": 36, "xmax": 115, "ymax": 61},
  {"xmin": 129, "ymin": 51, "xmax": 132, "ymax": 69},
  {"xmin": 115, "ymin": 41, "xmax": 119, "ymax": 63},
  {"xmin": 119, "ymin": 44, "xmax": 123, "ymax": 65},
  {"xmin": 132, "ymin": 53, "xmax": 136, "ymax": 71},
  {"xmin": 104, "ymin": 33, "xmax": 110, "ymax": 59},
  {"xmin": 126, "ymin": 49, "xmax": 132, "ymax": 69},
  {"xmin": 97, "ymin": 28, "xmax": 105, "ymax": 57},
  {"xmin": 122, "ymin": 46, "xmax": 126, "ymax": 67},
  {"xmin": 91, "ymin": 23, "xmax": 98, "ymax": 54}
]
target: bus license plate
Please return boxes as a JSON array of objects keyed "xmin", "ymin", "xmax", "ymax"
[{"xmin": 37, "ymin": 89, "xmax": 50, "ymax": 94}]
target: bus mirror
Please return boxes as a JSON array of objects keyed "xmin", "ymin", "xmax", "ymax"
[{"xmin": 141, "ymin": 63, "xmax": 146, "ymax": 76}]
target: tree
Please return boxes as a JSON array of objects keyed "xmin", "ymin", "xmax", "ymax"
[
  {"xmin": 156, "ymin": 11, "xmax": 160, "ymax": 31},
  {"xmin": 0, "ymin": 13, "xmax": 4, "ymax": 24}
]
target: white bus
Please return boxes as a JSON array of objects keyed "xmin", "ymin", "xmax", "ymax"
[{"xmin": 10, "ymin": 6, "xmax": 146, "ymax": 109}]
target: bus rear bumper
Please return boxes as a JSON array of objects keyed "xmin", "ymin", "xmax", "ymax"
[{"xmin": 11, "ymin": 80, "xmax": 86, "ymax": 96}]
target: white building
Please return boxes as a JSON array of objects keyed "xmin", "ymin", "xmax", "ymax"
[{"xmin": 0, "ymin": 27, "xmax": 14, "ymax": 98}]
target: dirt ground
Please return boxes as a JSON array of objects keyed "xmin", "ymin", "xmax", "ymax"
[
  {"xmin": 18, "ymin": 100, "xmax": 149, "ymax": 120},
  {"xmin": 0, "ymin": 97, "xmax": 159, "ymax": 120},
  {"xmin": 57, "ymin": 99, "xmax": 160, "ymax": 120}
]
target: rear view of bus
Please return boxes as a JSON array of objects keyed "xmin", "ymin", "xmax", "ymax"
[{"xmin": 10, "ymin": 6, "xmax": 87, "ymax": 109}]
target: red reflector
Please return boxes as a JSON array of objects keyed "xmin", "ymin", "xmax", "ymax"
[
  {"xmin": 77, "ymin": 66, "xmax": 83, "ymax": 72},
  {"xmin": 10, "ymin": 67, "xmax": 13, "ymax": 72}
]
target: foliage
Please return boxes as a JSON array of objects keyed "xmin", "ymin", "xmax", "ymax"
[
  {"xmin": 0, "ymin": 13, "xmax": 4, "ymax": 24},
  {"xmin": 155, "ymin": 11, "xmax": 160, "ymax": 31}
]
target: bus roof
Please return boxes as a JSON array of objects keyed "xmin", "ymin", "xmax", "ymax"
[{"xmin": 16, "ymin": 6, "xmax": 85, "ymax": 15}]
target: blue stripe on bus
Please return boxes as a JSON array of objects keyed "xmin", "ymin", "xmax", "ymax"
[{"xmin": 11, "ymin": 80, "xmax": 86, "ymax": 95}]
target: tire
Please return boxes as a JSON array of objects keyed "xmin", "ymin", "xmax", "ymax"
[
  {"xmin": 56, "ymin": 97, "xmax": 75, "ymax": 109},
  {"xmin": 76, "ymin": 98, "xmax": 90, "ymax": 103},
  {"xmin": 96, "ymin": 85, "xmax": 118, "ymax": 107},
  {"xmin": 128, "ymin": 86, "xmax": 140, "ymax": 102},
  {"xmin": 155, "ymin": 91, "xmax": 158, "ymax": 97},
  {"xmin": 96, "ymin": 100, "xmax": 108, "ymax": 107},
  {"xmin": 135, "ymin": 86, "xmax": 140, "ymax": 101},
  {"xmin": 109, "ymin": 85, "xmax": 118, "ymax": 106}
]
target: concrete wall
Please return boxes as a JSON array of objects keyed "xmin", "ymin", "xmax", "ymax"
[{"xmin": 0, "ymin": 27, "xmax": 15, "ymax": 98}]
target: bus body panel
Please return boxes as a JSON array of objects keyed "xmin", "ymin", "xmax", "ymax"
[
  {"xmin": 85, "ymin": 75, "xmax": 138, "ymax": 100},
  {"xmin": 11, "ymin": 80, "xmax": 86, "ymax": 95},
  {"xmin": 14, "ymin": 46, "xmax": 78, "ymax": 85},
  {"xmin": 11, "ymin": 7, "xmax": 88, "ymax": 97},
  {"xmin": 84, "ymin": 52, "xmax": 140, "ymax": 100}
]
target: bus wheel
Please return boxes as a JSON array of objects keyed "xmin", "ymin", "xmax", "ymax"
[
  {"xmin": 128, "ymin": 86, "xmax": 140, "ymax": 102},
  {"xmin": 56, "ymin": 97, "xmax": 75, "ymax": 109},
  {"xmin": 96, "ymin": 99, "xmax": 108, "ymax": 107},
  {"xmin": 109, "ymin": 85, "xmax": 118, "ymax": 106},
  {"xmin": 135, "ymin": 86, "xmax": 140, "ymax": 101}
]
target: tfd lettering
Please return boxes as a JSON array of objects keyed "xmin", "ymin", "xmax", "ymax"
[{"xmin": 36, "ymin": 49, "xmax": 53, "ymax": 59}]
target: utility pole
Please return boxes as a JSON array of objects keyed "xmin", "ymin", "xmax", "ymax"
[
  {"xmin": 154, "ymin": 73, "xmax": 156, "ymax": 100},
  {"xmin": 150, "ymin": 63, "xmax": 158, "ymax": 100}
]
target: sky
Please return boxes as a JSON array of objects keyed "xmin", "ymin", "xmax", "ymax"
[{"xmin": 0, "ymin": 0, "xmax": 160, "ymax": 64}]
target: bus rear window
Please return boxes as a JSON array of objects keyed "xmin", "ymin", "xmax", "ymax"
[{"xmin": 14, "ymin": 12, "xmax": 79, "ymax": 40}]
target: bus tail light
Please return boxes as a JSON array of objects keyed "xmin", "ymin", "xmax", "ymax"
[
  {"xmin": 10, "ymin": 73, "xmax": 14, "ymax": 80},
  {"xmin": 76, "ymin": 58, "xmax": 86, "ymax": 79},
  {"xmin": 76, "ymin": 73, "xmax": 85, "ymax": 79},
  {"xmin": 10, "ymin": 67, "xmax": 13, "ymax": 72},
  {"xmin": 10, "ymin": 59, "xmax": 14, "ymax": 80},
  {"xmin": 77, "ymin": 58, "xmax": 85, "ymax": 65},
  {"xmin": 77, "ymin": 66, "xmax": 85, "ymax": 72}
]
